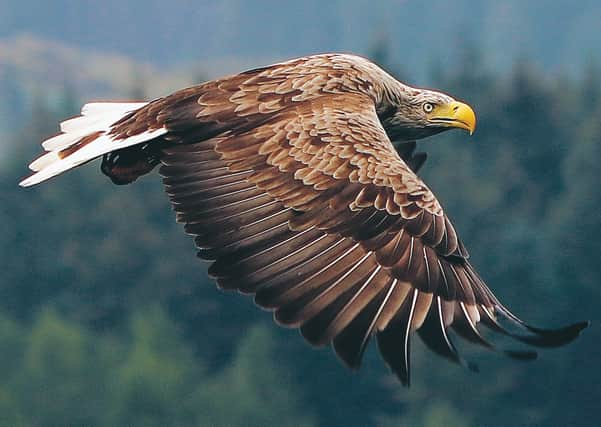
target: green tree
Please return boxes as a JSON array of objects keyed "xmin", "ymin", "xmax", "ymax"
[{"xmin": 195, "ymin": 324, "xmax": 316, "ymax": 427}]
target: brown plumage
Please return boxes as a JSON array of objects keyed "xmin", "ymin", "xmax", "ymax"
[{"xmin": 20, "ymin": 53, "xmax": 588, "ymax": 386}]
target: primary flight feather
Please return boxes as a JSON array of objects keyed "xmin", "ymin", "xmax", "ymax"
[{"xmin": 20, "ymin": 53, "xmax": 587, "ymax": 385}]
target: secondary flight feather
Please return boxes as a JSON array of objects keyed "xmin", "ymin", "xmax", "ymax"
[{"xmin": 19, "ymin": 53, "xmax": 588, "ymax": 385}]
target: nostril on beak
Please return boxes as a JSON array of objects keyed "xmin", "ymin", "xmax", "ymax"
[{"xmin": 452, "ymin": 105, "xmax": 459, "ymax": 112}]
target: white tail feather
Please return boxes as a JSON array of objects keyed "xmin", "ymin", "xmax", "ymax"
[
  {"xmin": 19, "ymin": 102, "xmax": 167, "ymax": 187},
  {"xmin": 81, "ymin": 102, "xmax": 147, "ymax": 116},
  {"xmin": 60, "ymin": 113, "xmax": 122, "ymax": 133},
  {"xmin": 29, "ymin": 152, "xmax": 60, "ymax": 172}
]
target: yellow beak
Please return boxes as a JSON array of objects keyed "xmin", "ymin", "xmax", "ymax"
[{"xmin": 428, "ymin": 101, "xmax": 477, "ymax": 135}]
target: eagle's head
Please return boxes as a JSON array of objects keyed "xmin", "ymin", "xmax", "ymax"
[{"xmin": 380, "ymin": 88, "xmax": 477, "ymax": 142}]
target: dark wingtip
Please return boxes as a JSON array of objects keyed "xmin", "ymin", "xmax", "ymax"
[
  {"xmin": 523, "ymin": 321, "xmax": 590, "ymax": 347},
  {"xmin": 532, "ymin": 320, "xmax": 590, "ymax": 336},
  {"xmin": 494, "ymin": 305, "xmax": 590, "ymax": 348},
  {"xmin": 401, "ymin": 371, "xmax": 410, "ymax": 388}
]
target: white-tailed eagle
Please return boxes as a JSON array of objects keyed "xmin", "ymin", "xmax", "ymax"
[{"xmin": 20, "ymin": 53, "xmax": 588, "ymax": 385}]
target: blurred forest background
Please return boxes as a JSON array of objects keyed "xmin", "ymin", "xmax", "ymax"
[{"xmin": 0, "ymin": 1, "xmax": 600, "ymax": 426}]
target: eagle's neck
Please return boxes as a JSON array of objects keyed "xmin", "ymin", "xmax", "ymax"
[{"xmin": 329, "ymin": 55, "xmax": 428, "ymax": 143}]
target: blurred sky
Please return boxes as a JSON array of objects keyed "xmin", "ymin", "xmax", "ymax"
[{"xmin": 1, "ymin": 0, "xmax": 600, "ymax": 82}]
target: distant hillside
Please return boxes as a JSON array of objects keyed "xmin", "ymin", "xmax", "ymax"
[
  {"xmin": 0, "ymin": 34, "xmax": 286, "ymax": 125},
  {"xmin": 0, "ymin": 35, "xmax": 198, "ymax": 100},
  {"xmin": 0, "ymin": 36, "xmax": 176, "ymax": 141},
  {"xmin": 0, "ymin": 35, "xmax": 279, "ymax": 149}
]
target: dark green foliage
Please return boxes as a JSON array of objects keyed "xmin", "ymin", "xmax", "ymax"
[
  {"xmin": 0, "ymin": 307, "xmax": 314, "ymax": 427},
  {"xmin": 0, "ymin": 50, "xmax": 599, "ymax": 426}
]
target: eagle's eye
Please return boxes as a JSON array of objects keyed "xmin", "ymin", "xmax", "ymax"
[{"xmin": 423, "ymin": 102, "xmax": 434, "ymax": 113}]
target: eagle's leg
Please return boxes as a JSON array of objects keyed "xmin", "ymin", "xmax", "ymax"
[{"xmin": 101, "ymin": 143, "xmax": 162, "ymax": 185}]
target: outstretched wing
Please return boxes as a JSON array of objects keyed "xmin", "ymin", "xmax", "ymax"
[{"xmin": 160, "ymin": 91, "xmax": 586, "ymax": 385}]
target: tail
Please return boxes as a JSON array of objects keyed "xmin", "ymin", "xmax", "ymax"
[{"xmin": 19, "ymin": 102, "xmax": 168, "ymax": 187}]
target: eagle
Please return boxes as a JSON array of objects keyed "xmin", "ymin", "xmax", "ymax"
[{"xmin": 19, "ymin": 53, "xmax": 587, "ymax": 385}]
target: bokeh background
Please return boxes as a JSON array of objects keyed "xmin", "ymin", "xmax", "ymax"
[{"xmin": 1, "ymin": 1, "xmax": 600, "ymax": 426}]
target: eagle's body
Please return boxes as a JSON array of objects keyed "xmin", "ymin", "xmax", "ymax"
[{"xmin": 20, "ymin": 53, "xmax": 586, "ymax": 385}]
